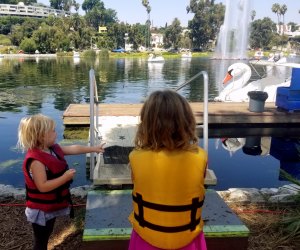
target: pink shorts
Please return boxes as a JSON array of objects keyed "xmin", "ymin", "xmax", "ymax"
[{"xmin": 128, "ymin": 230, "xmax": 207, "ymax": 250}]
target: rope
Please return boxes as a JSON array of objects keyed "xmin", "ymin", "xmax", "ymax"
[{"xmin": 0, "ymin": 203, "xmax": 86, "ymax": 207}]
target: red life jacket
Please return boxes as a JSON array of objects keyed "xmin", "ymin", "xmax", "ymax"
[{"xmin": 23, "ymin": 144, "xmax": 72, "ymax": 213}]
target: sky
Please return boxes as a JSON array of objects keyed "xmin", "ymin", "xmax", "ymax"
[{"xmin": 39, "ymin": 0, "xmax": 300, "ymax": 27}]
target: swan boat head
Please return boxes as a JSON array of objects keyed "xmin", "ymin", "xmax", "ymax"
[{"xmin": 214, "ymin": 63, "xmax": 252, "ymax": 101}]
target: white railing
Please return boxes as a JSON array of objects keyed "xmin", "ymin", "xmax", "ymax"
[
  {"xmin": 175, "ymin": 71, "xmax": 209, "ymax": 153},
  {"xmin": 0, "ymin": 4, "xmax": 70, "ymax": 18},
  {"xmin": 88, "ymin": 69, "xmax": 210, "ymax": 181},
  {"xmin": 89, "ymin": 69, "xmax": 100, "ymax": 179}
]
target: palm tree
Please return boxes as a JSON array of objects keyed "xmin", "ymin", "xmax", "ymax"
[
  {"xmin": 271, "ymin": 3, "xmax": 281, "ymax": 25},
  {"xmin": 280, "ymin": 4, "xmax": 287, "ymax": 35},
  {"xmin": 251, "ymin": 10, "xmax": 256, "ymax": 22},
  {"xmin": 280, "ymin": 4, "xmax": 287, "ymax": 26},
  {"xmin": 141, "ymin": 0, "xmax": 151, "ymax": 48}
]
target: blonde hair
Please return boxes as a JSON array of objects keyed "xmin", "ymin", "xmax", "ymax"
[
  {"xmin": 135, "ymin": 90, "xmax": 198, "ymax": 151},
  {"xmin": 17, "ymin": 114, "xmax": 55, "ymax": 151}
]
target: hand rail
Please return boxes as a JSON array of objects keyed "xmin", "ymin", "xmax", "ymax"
[
  {"xmin": 89, "ymin": 69, "xmax": 99, "ymax": 179},
  {"xmin": 175, "ymin": 71, "xmax": 209, "ymax": 153}
]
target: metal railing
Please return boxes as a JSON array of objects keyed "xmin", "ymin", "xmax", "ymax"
[
  {"xmin": 175, "ymin": 71, "xmax": 209, "ymax": 152},
  {"xmin": 89, "ymin": 69, "xmax": 99, "ymax": 179},
  {"xmin": 88, "ymin": 69, "xmax": 209, "ymax": 179}
]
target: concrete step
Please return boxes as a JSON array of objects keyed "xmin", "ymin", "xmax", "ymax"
[{"xmin": 83, "ymin": 189, "xmax": 249, "ymax": 250}]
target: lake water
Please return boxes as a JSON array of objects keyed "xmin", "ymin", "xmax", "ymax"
[{"xmin": 0, "ymin": 56, "xmax": 299, "ymax": 190}]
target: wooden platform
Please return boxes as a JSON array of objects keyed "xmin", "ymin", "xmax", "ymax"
[
  {"xmin": 83, "ymin": 189, "xmax": 249, "ymax": 250},
  {"xmin": 63, "ymin": 102, "xmax": 300, "ymax": 126},
  {"xmin": 63, "ymin": 102, "xmax": 300, "ymax": 137}
]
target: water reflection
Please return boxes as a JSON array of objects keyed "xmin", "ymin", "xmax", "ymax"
[
  {"xmin": 270, "ymin": 137, "xmax": 300, "ymax": 180},
  {"xmin": 214, "ymin": 135, "xmax": 300, "ymax": 185}
]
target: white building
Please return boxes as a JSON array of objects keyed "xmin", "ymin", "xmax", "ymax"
[
  {"xmin": 150, "ymin": 33, "xmax": 164, "ymax": 48},
  {"xmin": 276, "ymin": 24, "xmax": 300, "ymax": 37}
]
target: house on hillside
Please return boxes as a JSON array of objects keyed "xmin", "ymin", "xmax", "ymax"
[
  {"xmin": 150, "ymin": 33, "xmax": 164, "ymax": 48},
  {"xmin": 276, "ymin": 24, "xmax": 300, "ymax": 37}
]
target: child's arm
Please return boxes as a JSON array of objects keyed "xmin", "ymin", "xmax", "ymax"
[
  {"xmin": 60, "ymin": 144, "xmax": 105, "ymax": 155},
  {"xmin": 31, "ymin": 160, "xmax": 76, "ymax": 193}
]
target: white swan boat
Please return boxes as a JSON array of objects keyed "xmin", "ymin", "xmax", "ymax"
[
  {"xmin": 148, "ymin": 53, "xmax": 164, "ymax": 62},
  {"xmin": 73, "ymin": 51, "xmax": 80, "ymax": 58},
  {"xmin": 250, "ymin": 52, "xmax": 300, "ymax": 68},
  {"xmin": 214, "ymin": 62, "xmax": 291, "ymax": 102},
  {"xmin": 181, "ymin": 51, "xmax": 192, "ymax": 58},
  {"xmin": 253, "ymin": 50, "xmax": 264, "ymax": 60}
]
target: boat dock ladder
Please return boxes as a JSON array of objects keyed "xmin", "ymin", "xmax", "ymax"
[{"xmin": 87, "ymin": 69, "xmax": 217, "ymax": 186}]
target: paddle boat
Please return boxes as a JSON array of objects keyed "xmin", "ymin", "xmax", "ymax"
[
  {"xmin": 253, "ymin": 50, "xmax": 264, "ymax": 60},
  {"xmin": 73, "ymin": 51, "xmax": 80, "ymax": 58},
  {"xmin": 250, "ymin": 52, "xmax": 291, "ymax": 66},
  {"xmin": 148, "ymin": 53, "xmax": 164, "ymax": 62},
  {"xmin": 214, "ymin": 62, "xmax": 291, "ymax": 102},
  {"xmin": 181, "ymin": 51, "xmax": 192, "ymax": 58}
]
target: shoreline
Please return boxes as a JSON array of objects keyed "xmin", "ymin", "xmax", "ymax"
[
  {"xmin": 1, "ymin": 54, "xmax": 57, "ymax": 58},
  {"xmin": 1, "ymin": 184, "xmax": 299, "ymax": 204}
]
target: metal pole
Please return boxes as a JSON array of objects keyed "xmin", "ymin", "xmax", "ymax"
[
  {"xmin": 89, "ymin": 69, "xmax": 95, "ymax": 179},
  {"xmin": 175, "ymin": 71, "xmax": 208, "ymax": 153}
]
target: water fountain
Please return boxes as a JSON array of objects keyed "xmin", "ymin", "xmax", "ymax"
[
  {"xmin": 213, "ymin": 0, "xmax": 251, "ymax": 95},
  {"xmin": 214, "ymin": 0, "xmax": 251, "ymax": 60}
]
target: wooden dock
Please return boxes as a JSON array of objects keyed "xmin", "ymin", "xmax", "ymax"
[{"xmin": 63, "ymin": 102, "xmax": 300, "ymax": 137}]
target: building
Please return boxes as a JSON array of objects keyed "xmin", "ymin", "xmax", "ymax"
[
  {"xmin": 276, "ymin": 24, "xmax": 300, "ymax": 37},
  {"xmin": 0, "ymin": 2, "xmax": 70, "ymax": 18},
  {"xmin": 150, "ymin": 33, "xmax": 164, "ymax": 48}
]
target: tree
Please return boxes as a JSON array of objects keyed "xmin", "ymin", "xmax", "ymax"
[
  {"xmin": 271, "ymin": 3, "xmax": 281, "ymax": 25},
  {"xmin": 20, "ymin": 38, "xmax": 37, "ymax": 53},
  {"xmin": 106, "ymin": 22, "xmax": 129, "ymax": 49},
  {"xmin": 128, "ymin": 24, "xmax": 146, "ymax": 50},
  {"xmin": 164, "ymin": 18, "xmax": 182, "ymax": 49},
  {"xmin": 50, "ymin": 0, "xmax": 78, "ymax": 11},
  {"xmin": 250, "ymin": 17, "xmax": 276, "ymax": 50},
  {"xmin": 251, "ymin": 10, "xmax": 256, "ymax": 22},
  {"xmin": 82, "ymin": 0, "xmax": 104, "ymax": 13},
  {"xmin": 141, "ymin": 0, "xmax": 151, "ymax": 48},
  {"xmin": 187, "ymin": 0, "xmax": 225, "ymax": 50},
  {"xmin": 288, "ymin": 22, "xmax": 298, "ymax": 32},
  {"xmin": 280, "ymin": 4, "xmax": 287, "ymax": 27},
  {"xmin": 82, "ymin": 0, "xmax": 117, "ymax": 30}
]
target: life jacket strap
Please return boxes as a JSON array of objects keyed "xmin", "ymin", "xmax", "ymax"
[{"xmin": 133, "ymin": 193, "xmax": 204, "ymax": 232}]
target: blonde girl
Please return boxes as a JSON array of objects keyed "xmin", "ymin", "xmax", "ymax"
[{"xmin": 18, "ymin": 114, "xmax": 104, "ymax": 250}]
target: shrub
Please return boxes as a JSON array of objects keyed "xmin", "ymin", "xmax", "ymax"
[
  {"xmin": 0, "ymin": 35, "xmax": 12, "ymax": 46},
  {"xmin": 20, "ymin": 38, "xmax": 37, "ymax": 54},
  {"xmin": 82, "ymin": 49, "xmax": 96, "ymax": 58},
  {"xmin": 98, "ymin": 49, "xmax": 109, "ymax": 58}
]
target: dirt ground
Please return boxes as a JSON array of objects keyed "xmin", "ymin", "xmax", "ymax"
[
  {"xmin": 0, "ymin": 197, "xmax": 85, "ymax": 250},
  {"xmin": 0, "ymin": 197, "xmax": 299, "ymax": 250}
]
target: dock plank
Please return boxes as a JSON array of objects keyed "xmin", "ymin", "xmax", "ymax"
[{"xmin": 63, "ymin": 102, "xmax": 300, "ymax": 126}]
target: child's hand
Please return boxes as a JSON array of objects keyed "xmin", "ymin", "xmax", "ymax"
[
  {"xmin": 64, "ymin": 169, "xmax": 76, "ymax": 181},
  {"xmin": 93, "ymin": 143, "xmax": 105, "ymax": 153}
]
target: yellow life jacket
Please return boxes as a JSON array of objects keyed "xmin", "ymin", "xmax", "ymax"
[{"xmin": 128, "ymin": 147, "xmax": 207, "ymax": 249}]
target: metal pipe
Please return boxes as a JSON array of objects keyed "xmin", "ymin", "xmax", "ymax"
[
  {"xmin": 175, "ymin": 71, "xmax": 209, "ymax": 153},
  {"xmin": 89, "ymin": 69, "xmax": 95, "ymax": 179}
]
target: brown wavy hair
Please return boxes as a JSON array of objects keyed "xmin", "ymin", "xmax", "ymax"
[{"xmin": 135, "ymin": 90, "xmax": 198, "ymax": 151}]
